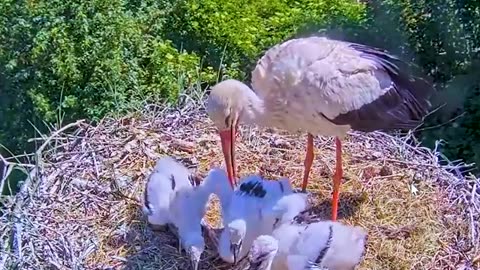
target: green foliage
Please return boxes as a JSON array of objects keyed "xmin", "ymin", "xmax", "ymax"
[
  {"xmin": 3, "ymin": 0, "xmax": 480, "ymax": 172},
  {"xmin": 164, "ymin": 0, "xmax": 367, "ymax": 79},
  {"xmin": 363, "ymin": 0, "xmax": 480, "ymax": 169},
  {"xmin": 0, "ymin": 0, "xmax": 217, "ymax": 155},
  {"xmin": 0, "ymin": 0, "xmax": 367, "ymax": 156}
]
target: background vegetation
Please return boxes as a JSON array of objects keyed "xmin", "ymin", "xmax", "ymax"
[{"xmin": 1, "ymin": 0, "xmax": 479, "ymax": 194}]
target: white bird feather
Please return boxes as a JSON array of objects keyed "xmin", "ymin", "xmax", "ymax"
[
  {"xmin": 142, "ymin": 156, "xmax": 194, "ymax": 227},
  {"xmin": 219, "ymin": 175, "xmax": 294, "ymax": 264},
  {"xmin": 260, "ymin": 192, "xmax": 310, "ymax": 231},
  {"xmin": 246, "ymin": 235, "xmax": 279, "ymax": 270},
  {"xmin": 201, "ymin": 167, "xmax": 234, "ymax": 225},
  {"xmin": 142, "ymin": 156, "xmax": 209, "ymax": 270},
  {"xmin": 271, "ymin": 220, "xmax": 368, "ymax": 270},
  {"xmin": 169, "ymin": 183, "xmax": 210, "ymax": 270}
]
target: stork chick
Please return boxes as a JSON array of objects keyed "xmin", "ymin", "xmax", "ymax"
[
  {"xmin": 219, "ymin": 175, "xmax": 293, "ymax": 264},
  {"xmin": 261, "ymin": 192, "xmax": 310, "ymax": 230},
  {"xmin": 169, "ymin": 179, "xmax": 211, "ymax": 270},
  {"xmin": 249, "ymin": 236, "xmax": 332, "ymax": 270},
  {"xmin": 201, "ymin": 167, "xmax": 234, "ymax": 225},
  {"xmin": 272, "ymin": 221, "xmax": 368, "ymax": 270},
  {"xmin": 142, "ymin": 156, "xmax": 195, "ymax": 230},
  {"xmin": 142, "ymin": 156, "xmax": 209, "ymax": 270},
  {"xmin": 286, "ymin": 255, "xmax": 329, "ymax": 270},
  {"xmin": 246, "ymin": 235, "xmax": 279, "ymax": 270}
]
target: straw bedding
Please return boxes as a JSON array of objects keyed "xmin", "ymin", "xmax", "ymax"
[{"xmin": 0, "ymin": 104, "xmax": 479, "ymax": 270}]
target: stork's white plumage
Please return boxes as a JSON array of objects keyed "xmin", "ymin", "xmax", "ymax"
[
  {"xmin": 206, "ymin": 36, "xmax": 435, "ymax": 221},
  {"xmin": 218, "ymin": 175, "xmax": 293, "ymax": 264},
  {"xmin": 286, "ymin": 255, "xmax": 329, "ymax": 270},
  {"xmin": 271, "ymin": 220, "xmax": 368, "ymax": 270},
  {"xmin": 247, "ymin": 235, "xmax": 330, "ymax": 270},
  {"xmin": 261, "ymin": 192, "xmax": 310, "ymax": 230},
  {"xmin": 169, "ymin": 182, "xmax": 210, "ymax": 270},
  {"xmin": 142, "ymin": 156, "xmax": 208, "ymax": 270},
  {"xmin": 142, "ymin": 156, "xmax": 195, "ymax": 229},
  {"xmin": 246, "ymin": 235, "xmax": 279, "ymax": 270}
]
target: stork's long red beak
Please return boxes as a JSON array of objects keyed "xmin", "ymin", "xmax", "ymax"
[{"xmin": 219, "ymin": 126, "xmax": 237, "ymax": 189}]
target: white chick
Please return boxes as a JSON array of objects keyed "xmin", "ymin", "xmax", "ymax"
[
  {"xmin": 219, "ymin": 175, "xmax": 294, "ymax": 265},
  {"xmin": 272, "ymin": 220, "xmax": 368, "ymax": 270},
  {"xmin": 201, "ymin": 167, "xmax": 234, "ymax": 225},
  {"xmin": 142, "ymin": 156, "xmax": 209, "ymax": 270},
  {"xmin": 246, "ymin": 235, "xmax": 279, "ymax": 270},
  {"xmin": 169, "ymin": 183, "xmax": 211, "ymax": 270},
  {"xmin": 260, "ymin": 192, "xmax": 310, "ymax": 231},
  {"xmin": 142, "ymin": 156, "xmax": 194, "ymax": 229}
]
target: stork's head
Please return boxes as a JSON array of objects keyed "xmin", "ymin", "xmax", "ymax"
[
  {"xmin": 206, "ymin": 79, "xmax": 264, "ymax": 188},
  {"xmin": 227, "ymin": 219, "xmax": 247, "ymax": 264},
  {"xmin": 183, "ymin": 232, "xmax": 205, "ymax": 270},
  {"xmin": 247, "ymin": 235, "xmax": 279, "ymax": 270}
]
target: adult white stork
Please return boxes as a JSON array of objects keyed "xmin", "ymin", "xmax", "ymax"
[{"xmin": 206, "ymin": 36, "xmax": 435, "ymax": 221}]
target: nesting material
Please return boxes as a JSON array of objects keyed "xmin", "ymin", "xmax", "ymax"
[{"xmin": 0, "ymin": 105, "xmax": 478, "ymax": 270}]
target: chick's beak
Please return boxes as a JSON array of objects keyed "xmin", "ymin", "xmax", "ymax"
[{"xmin": 219, "ymin": 125, "xmax": 237, "ymax": 189}]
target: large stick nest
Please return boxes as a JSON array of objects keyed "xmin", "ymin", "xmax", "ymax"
[{"xmin": 1, "ymin": 103, "xmax": 479, "ymax": 270}]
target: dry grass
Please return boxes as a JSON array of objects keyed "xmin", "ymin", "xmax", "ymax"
[{"xmin": 1, "ymin": 103, "xmax": 479, "ymax": 270}]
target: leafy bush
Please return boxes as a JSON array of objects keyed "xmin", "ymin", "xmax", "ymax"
[
  {"xmin": 362, "ymin": 0, "xmax": 480, "ymax": 170},
  {"xmin": 0, "ymin": 0, "xmax": 367, "ymax": 155},
  {"xmin": 164, "ymin": 0, "xmax": 367, "ymax": 79},
  {"xmin": 0, "ymin": 0, "xmax": 217, "ymax": 154}
]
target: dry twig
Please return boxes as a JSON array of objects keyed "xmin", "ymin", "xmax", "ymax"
[{"xmin": 0, "ymin": 101, "xmax": 478, "ymax": 270}]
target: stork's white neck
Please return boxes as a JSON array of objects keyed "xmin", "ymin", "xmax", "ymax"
[{"xmin": 239, "ymin": 86, "xmax": 267, "ymax": 127}]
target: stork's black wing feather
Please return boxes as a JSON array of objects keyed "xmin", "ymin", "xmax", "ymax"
[{"xmin": 324, "ymin": 42, "xmax": 435, "ymax": 132}]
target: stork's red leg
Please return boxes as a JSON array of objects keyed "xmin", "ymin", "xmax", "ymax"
[
  {"xmin": 301, "ymin": 134, "xmax": 314, "ymax": 192},
  {"xmin": 331, "ymin": 137, "xmax": 343, "ymax": 221}
]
